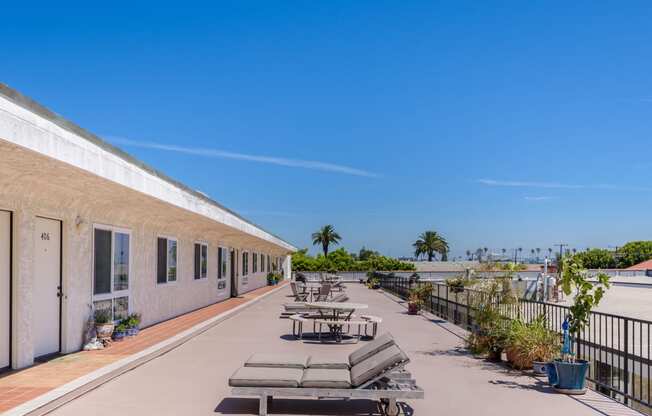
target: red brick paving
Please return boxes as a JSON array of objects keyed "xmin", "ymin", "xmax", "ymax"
[{"xmin": 0, "ymin": 282, "xmax": 285, "ymax": 413}]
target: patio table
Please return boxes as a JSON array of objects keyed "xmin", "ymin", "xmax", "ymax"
[
  {"xmin": 303, "ymin": 283, "xmax": 323, "ymax": 302},
  {"xmin": 305, "ymin": 302, "xmax": 368, "ymax": 342}
]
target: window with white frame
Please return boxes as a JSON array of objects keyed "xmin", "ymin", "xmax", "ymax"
[
  {"xmin": 267, "ymin": 255, "xmax": 271, "ymax": 273},
  {"xmin": 243, "ymin": 251, "xmax": 249, "ymax": 276},
  {"xmin": 217, "ymin": 247, "xmax": 228, "ymax": 289},
  {"xmin": 93, "ymin": 226, "xmax": 130, "ymax": 321},
  {"xmin": 261, "ymin": 253, "xmax": 265, "ymax": 273},
  {"xmin": 157, "ymin": 237, "xmax": 177, "ymax": 284},
  {"xmin": 253, "ymin": 252, "xmax": 258, "ymax": 273},
  {"xmin": 194, "ymin": 243, "xmax": 208, "ymax": 279}
]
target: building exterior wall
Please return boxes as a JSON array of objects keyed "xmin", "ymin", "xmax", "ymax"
[
  {"xmin": 0, "ymin": 84, "xmax": 295, "ymax": 370},
  {"xmin": 1, "ymin": 193, "xmax": 281, "ymax": 369}
]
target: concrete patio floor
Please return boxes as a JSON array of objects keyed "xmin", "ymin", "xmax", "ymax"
[{"xmin": 47, "ymin": 284, "xmax": 639, "ymax": 416}]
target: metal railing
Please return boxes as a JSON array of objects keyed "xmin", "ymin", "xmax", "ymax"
[{"xmin": 378, "ymin": 274, "xmax": 652, "ymax": 415}]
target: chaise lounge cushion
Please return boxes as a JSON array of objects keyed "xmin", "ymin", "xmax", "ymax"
[
  {"xmin": 331, "ymin": 293, "xmax": 349, "ymax": 303},
  {"xmin": 348, "ymin": 332, "xmax": 395, "ymax": 366},
  {"xmin": 350, "ymin": 345, "xmax": 408, "ymax": 387},
  {"xmin": 245, "ymin": 353, "xmax": 310, "ymax": 369},
  {"xmin": 284, "ymin": 302, "xmax": 308, "ymax": 310},
  {"xmin": 307, "ymin": 356, "xmax": 350, "ymax": 370},
  {"xmin": 301, "ymin": 369, "xmax": 351, "ymax": 388},
  {"xmin": 229, "ymin": 367, "xmax": 304, "ymax": 388}
]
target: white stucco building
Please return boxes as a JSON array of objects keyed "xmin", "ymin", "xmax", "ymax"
[{"xmin": 0, "ymin": 83, "xmax": 296, "ymax": 371}]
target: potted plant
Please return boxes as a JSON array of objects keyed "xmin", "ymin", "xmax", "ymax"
[
  {"xmin": 505, "ymin": 315, "xmax": 559, "ymax": 372},
  {"xmin": 446, "ymin": 277, "xmax": 466, "ymax": 294},
  {"xmin": 126, "ymin": 313, "xmax": 141, "ymax": 336},
  {"xmin": 113, "ymin": 322, "xmax": 128, "ymax": 341},
  {"xmin": 549, "ymin": 256, "xmax": 610, "ymax": 394},
  {"xmin": 466, "ymin": 279, "xmax": 513, "ymax": 362},
  {"xmin": 94, "ymin": 309, "xmax": 114, "ymax": 341},
  {"xmin": 366, "ymin": 276, "xmax": 380, "ymax": 289},
  {"xmin": 407, "ymin": 283, "xmax": 433, "ymax": 315},
  {"xmin": 407, "ymin": 291, "xmax": 422, "ymax": 315},
  {"xmin": 485, "ymin": 321, "xmax": 510, "ymax": 362}
]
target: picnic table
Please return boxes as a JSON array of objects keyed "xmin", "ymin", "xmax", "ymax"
[
  {"xmin": 305, "ymin": 302, "xmax": 369, "ymax": 342},
  {"xmin": 303, "ymin": 283, "xmax": 323, "ymax": 302}
]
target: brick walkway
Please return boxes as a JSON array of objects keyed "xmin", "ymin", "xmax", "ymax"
[{"xmin": 0, "ymin": 283, "xmax": 285, "ymax": 413}]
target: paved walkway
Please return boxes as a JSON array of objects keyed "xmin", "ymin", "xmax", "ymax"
[
  {"xmin": 42, "ymin": 283, "xmax": 639, "ymax": 416},
  {"xmin": 0, "ymin": 283, "xmax": 284, "ymax": 414}
]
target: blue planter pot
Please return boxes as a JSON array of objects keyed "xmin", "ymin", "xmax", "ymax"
[
  {"xmin": 545, "ymin": 362, "xmax": 558, "ymax": 386},
  {"xmin": 113, "ymin": 331, "xmax": 127, "ymax": 341},
  {"xmin": 127, "ymin": 327, "xmax": 139, "ymax": 337},
  {"xmin": 549, "ymin": 360, "xmax": 589, "ymax": 394}
]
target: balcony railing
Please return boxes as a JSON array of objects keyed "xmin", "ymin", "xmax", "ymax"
[{"xmin": 377, "ymin": 274, "xmax": 652, "ymax": 415}]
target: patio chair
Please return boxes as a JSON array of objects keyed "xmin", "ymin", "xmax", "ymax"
[
  {"xmin": 313, "ymin": 283, "xmax": 332, "ymax": 302},
  {"xmin": 229, "ymin": 333, "xmax": 423, "ymax": 416},
  {"xmin": 290, "ymin": 282, "xmax": 308, "ymax": 302}
]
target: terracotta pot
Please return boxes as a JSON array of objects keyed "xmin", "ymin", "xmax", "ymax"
[
  {"xmin": 407, "ymin": 302, "xmax": 420, "ymax": 315},
  {"xmin": 95, "ymin": 323, "xmax": 114, "ymax": 340}
]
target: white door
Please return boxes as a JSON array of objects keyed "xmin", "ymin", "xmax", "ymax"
[
  {"xmin": 0, "ymin": 211, "xmax": 10, "ymax": 369},
  {"xmin": 33, "ymin": 217, "xmax": 61, "ymax": 358}
]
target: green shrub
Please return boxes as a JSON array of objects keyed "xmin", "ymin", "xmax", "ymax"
[
  {"xmin": 505, "ymin": 315, "xmax": 559, "ymax": 369},
  {"xmin": 94, "ymin": 309, "xmax": 112, "ymax": 324},
  {"xmin": 292, "ymin": 248, "xmax": 415, "ymax": 272}
]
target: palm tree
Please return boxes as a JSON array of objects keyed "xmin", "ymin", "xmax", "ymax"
[
  {"xmin": 465, "ymin": 249, "xmax": 471, "ymax": 260},
  {"xmin": 311, "ymin": 225, "xmax": 342, "ymax": 257},
  {"xmin": 413, "ymin": 231, "xmax": 449, "ymax": 262},
  {"xmin": 536, "ymin": 247, "xmax": 541, "ymax": 262},
  {"xmin": 547, "ymin": 247, "xmax": 553, "ymax": 258},
  {"xmin": 501, "ymin": 248, "xmax": 506, "ymax": 260}
]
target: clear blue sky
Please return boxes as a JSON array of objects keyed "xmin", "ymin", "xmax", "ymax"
[{"xmin": 4, "ymin": 1, "xmax": 652, "ymax": 258}]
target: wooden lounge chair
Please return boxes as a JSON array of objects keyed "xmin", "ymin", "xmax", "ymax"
[
  {"xmin": 229, "ymin": 333, "xmax": 423, "ymax": 416},
  {"xmin": 313, "ymin": 283, "xmax": 332, "ymax": 302},
  {"xmin": 290, "ymin": 282, "xmax": 308, "ymax": 302}
]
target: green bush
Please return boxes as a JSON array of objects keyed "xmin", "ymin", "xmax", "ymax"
[
  {"xmin": 617, "ymin": 241, "xmax": 652, "ymax": 268},
  {"xmin": 573, "ymin": 249, "xmax": 617, "ymax": 269},
  {"xmin": 292, "ymin": 248, "xmax": 415, "ymax": 272},
  {"xmin": 505, "ymin": 315, "xmax": 559, "ymax": 369}
]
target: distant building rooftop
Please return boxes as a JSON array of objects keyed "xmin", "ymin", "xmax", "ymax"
[{"xmin": 626, "ymin": 259, "xmax": 652, "ymax": 271}]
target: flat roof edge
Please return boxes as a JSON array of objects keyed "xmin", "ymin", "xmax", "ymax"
[{"xmin": 0, "ymin": 82, "xmax": 297, "ymax": 252}]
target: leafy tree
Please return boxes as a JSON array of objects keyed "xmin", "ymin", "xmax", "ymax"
[
  {"xmin": 617, "ymin": 241, "xmax": 652, "ymax": 268},
  {"xmin": 311, "ymin": 225, "xmax": 342, "ymax": 257},
  {"xmin": 358, "ymin": 246, "xmax": 379, "ymax": 261},
  {"xmin": 573, "ymin": 249, "xmax": 616, "ymax": 269},
  {"xmin": 291, "ymin": 248, "xmax": 415, "ymax": 272},
  {"xmin": 413, "ymin": 231, "xmax": 449, "ymax": 261}
]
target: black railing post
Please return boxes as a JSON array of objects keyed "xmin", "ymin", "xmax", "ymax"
[
  {"xmin": 445, "ymin": 284, "xmax": 449, "ymax": 321},
  {"xmin": 466, "ymin": 290, "xmax": 471, "ymax": 330},
  {"xmin": 624, "ymin": 318, "xmax": 629, "ymax": 406}
]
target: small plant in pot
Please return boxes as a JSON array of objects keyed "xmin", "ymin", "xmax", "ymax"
[
  {"xmin": 113, "ymin": 322, "xmax": 128, "ymax": 341},
  {"xmin": 407, "ymin": 283, "xmax": 433, "ymax": 315},
  {"xmin": 125, "ymin": 313, "xmax": 141, "ymax": 336},
  {"xmin": 94, "ymin": 309, "xmax": 114, "ymax": 341},
  {"xmin": 366, "ymin": 276, "xmax": 381, "ymax": 289},
  {"xmin": 407, "ymin": 291, "xmax": 422, "ymax": 315},
  {"xmin": 446, "ymin": 277, "xmax": 465, "ymax": 294},
  {"xmin": 549, "ymin": 256, "xmax": 610, "ymax": 394}
]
